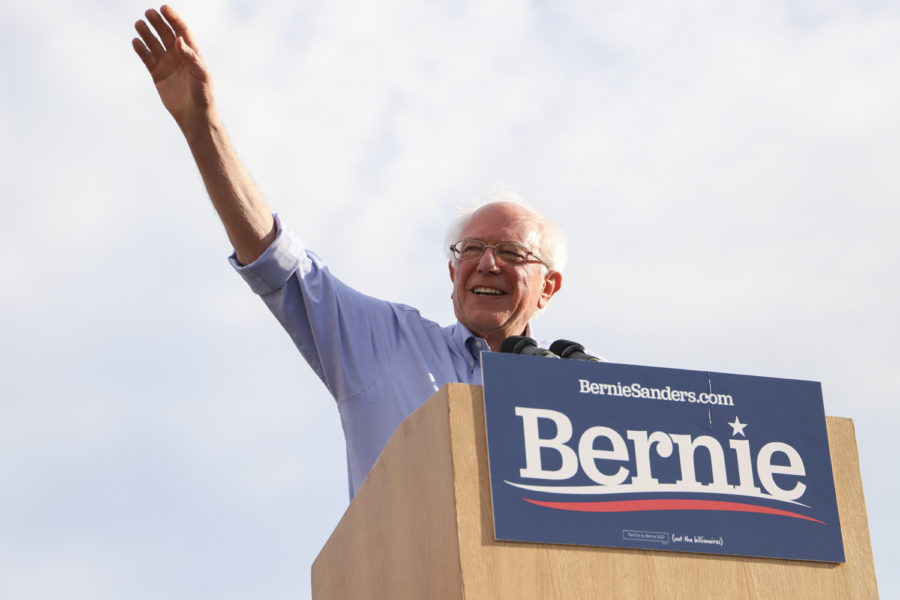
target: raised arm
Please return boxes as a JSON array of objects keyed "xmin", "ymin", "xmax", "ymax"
[{"xmin": 133, "ymin": 5, "xmax": 275, "ymax": 265}]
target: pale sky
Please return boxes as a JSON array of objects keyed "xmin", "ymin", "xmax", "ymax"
[{"xmin": 1, "ymin": 1, "xmax": 897, "ymax": 597}]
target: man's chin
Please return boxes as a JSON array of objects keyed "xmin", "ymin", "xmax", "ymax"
[{"xmin": 461, "ymin": 316, "xmax": 518, "ymax": 339}]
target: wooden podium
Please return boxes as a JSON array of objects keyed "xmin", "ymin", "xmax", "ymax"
[{"xmin": 311, "ymin": 384, "xmax": 878, "ymax": 599}]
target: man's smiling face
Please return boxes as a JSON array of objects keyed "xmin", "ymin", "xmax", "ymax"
[{"xmin": 448, "ymin": 202, "xmax": 562, "ymax": 351}]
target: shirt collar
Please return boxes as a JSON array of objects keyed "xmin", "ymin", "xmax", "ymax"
[{"xmin": 451, "ymin": 321, "xmax": 535, "ymax": 360}]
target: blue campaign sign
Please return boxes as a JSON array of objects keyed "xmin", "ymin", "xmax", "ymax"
[{"xmin": 481, "ymin": 353, "xmax": 845, "ymax": 562}]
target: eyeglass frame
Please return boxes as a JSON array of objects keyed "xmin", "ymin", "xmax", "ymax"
[{"xmin": 449, "ymin": 238, "xmax": 550, "ymax": 269}]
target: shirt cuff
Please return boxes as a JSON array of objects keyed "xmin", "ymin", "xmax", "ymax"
[{"xmin": 229, "ymin": 214, "xmax": 312, "ymax": 295}]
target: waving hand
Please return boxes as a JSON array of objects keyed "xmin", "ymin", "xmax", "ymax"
[{"xmin": 132, "ymin": 5, "xmax": 214, "ymax": 127}]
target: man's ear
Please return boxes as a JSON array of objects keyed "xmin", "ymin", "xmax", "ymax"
[
  {"xmin": 537, "ymin": 271, "xmax": 562, "ymax": 309},
  {"xmin": 448, "ymin": 260, "xmax": 456, "ymax": 283}
]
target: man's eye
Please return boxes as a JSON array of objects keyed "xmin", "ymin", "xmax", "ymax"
[{"xmin": 498, "ymin": 247, "xmax": 526, "ymax": 262}]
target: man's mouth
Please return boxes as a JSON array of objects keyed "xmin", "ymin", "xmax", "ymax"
[{"xmin": 472, "ymin": 286, "xmax": 505, "ymax": 296}]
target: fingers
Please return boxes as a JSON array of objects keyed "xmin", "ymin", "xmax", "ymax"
[
  {"xmin": 132, "ymin": 6, "xmax": 205, "ymax": 77},
  {"xmin": 131, "ymin": 36, "xmax": 156, "ymax": 71},
  {"xmin": 160, "ymin": 5, "xmax": 199, "ymax": 50},
  {"xmin": 146, "ymin": 9, "xmax": 177, "ymax": 51},
  {"xmin": 134, "ymin": 17, "xmax": 166, "ymax": 59}
]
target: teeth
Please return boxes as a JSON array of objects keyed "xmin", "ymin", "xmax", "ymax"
[{"xmin": 473, "ymin": 287, "xmax": 504, "ymax": 295}]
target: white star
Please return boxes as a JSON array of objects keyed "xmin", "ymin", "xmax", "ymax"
[{"xmin": 728, "ymin": 417, "xmax": 747, "ymax": 437}]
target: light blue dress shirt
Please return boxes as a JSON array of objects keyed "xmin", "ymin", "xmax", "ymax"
[{"xmin": 231, "ymin": 217, "xmax": 497, "ymax": 498}]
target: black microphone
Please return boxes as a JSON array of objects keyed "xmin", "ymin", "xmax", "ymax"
[
  {"xmin": 549, "ymin": 339, "xmax": 603, "ymax": 363},
  {"xmin": 500, "ymin": 335, "xmax": 559, "ymax": 358}
]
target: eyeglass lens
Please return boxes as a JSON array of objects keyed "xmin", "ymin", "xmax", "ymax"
[{"xmin": 454, "ymin": 240, "xmax": 530, "ymax": 265}]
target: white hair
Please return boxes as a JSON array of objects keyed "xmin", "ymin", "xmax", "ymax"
[{"xmin": 444, "ymin": 187, "xmax": 568, "ymax": 272}]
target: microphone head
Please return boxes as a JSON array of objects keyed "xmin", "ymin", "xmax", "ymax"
[
  {"xmin": 550, "ymin": 339, "xmax": 601, "ymax": 362},
  {"xmin": 549, "ymin": 339, "xmax": 585, "ymax": 359},
  {"xmin": 501, "ymin": 335, "xmax": 560, "ymax": 358},
  {"xmin": 501, "ymin": 335, "xmax": 538, "ymax": 354}
]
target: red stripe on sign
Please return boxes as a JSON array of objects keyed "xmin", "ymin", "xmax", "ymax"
[{"xmin": 521, "ymin": 498, "xmax": 826, "ymax": 524}]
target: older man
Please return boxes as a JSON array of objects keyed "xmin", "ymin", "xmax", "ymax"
[{"xmin": 133, "ymin": 6, "xmax": 564, "ymax": 497}]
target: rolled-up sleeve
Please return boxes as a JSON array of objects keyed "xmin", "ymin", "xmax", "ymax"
[{"xmin": 229, "ymin": 214, "xmax": 312, "ymax": 294}]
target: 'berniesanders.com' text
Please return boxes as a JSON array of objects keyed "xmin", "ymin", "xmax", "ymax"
[{"xmin": 578, "ymin": 379, "xmax": 734, "ymax": 406}]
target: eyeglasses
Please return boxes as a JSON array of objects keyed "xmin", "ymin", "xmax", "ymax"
[{"xmin": 449, "ymin": 239, "xmax": 548, "ymax": 268}]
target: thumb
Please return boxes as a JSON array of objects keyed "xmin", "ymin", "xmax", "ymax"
[
  {"xmin": 175, "ymin": 36, "xmax": 198, "ymax": 61},
  {"xmin": 175, "ymin": 36, "xmax": 208, "ymax": 79},
  {"xmin": 175, "ymin": 35, "xmax": 203, "ymax": 66}
]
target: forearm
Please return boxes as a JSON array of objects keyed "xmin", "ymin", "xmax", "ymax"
[{"xmin": 180, "ymin": 112, "xmax": 275, "ymax": 265}]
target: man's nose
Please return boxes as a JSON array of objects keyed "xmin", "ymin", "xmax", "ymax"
[{"xmin": 477, "ymin": 247, "xmax": 501, "ymax": 271}]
